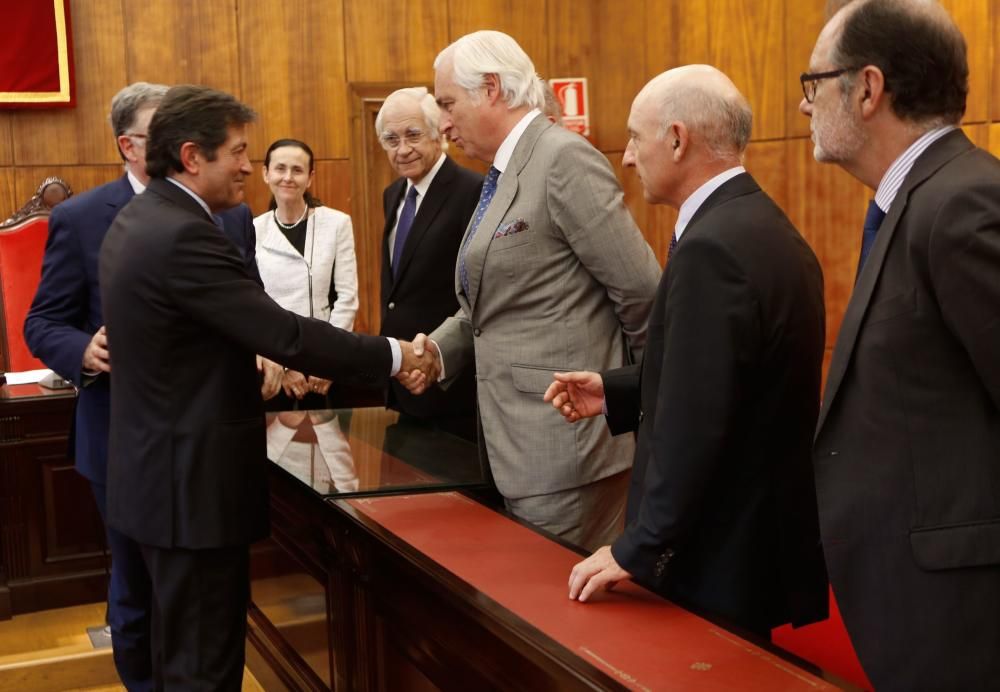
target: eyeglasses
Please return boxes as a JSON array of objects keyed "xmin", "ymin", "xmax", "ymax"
[
  {"xmin": 380, "ymin": 130, "xmax": 427, "ymax": 150},
  {"xmin": 799, "ymin": 67, "xmax": 859, "ymax": 103},
  {"xmin": 125, "ymin": 132, "xmax": 148, "ymax": 146}
]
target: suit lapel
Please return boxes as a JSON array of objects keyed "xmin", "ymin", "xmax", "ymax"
[
  {"xmin": 464, "ymin": 116, "xmax": 550, "ymax": 312},
  {"xmin": 391, "ymin": 158, "xmax": 458, "ymax": 293},
  {"xmin": 816, "ymin": 130, "xmax": 974, "ymax": 434}
]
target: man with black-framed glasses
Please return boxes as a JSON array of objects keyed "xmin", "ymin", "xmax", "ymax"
[{"xmin": 801, "ymin": 0, "xmax": 1000, "ymax": 688}]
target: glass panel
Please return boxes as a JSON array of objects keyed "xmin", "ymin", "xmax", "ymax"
[{"xmin": 266, "ymin": 407, "xmax": 487, "ymax": 497}]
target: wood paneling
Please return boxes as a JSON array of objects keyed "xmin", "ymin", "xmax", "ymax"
[
  {"xmin": 345, "ymin": 0, "xmax": 449, "ymax": 83},
  {"xmin": 645, "ymin": 1, "xmax": 711, "ymax": 72},
  {"xmin": 940, "ymin": 0, "xmax": 990, "ymax": 123},
  {"xmin": 993, "ymin": 0, "xmax": 1000, "ymax": 121},
  {"xmin": 547, "ymin": 1, "xmax": 646, "ymax": 152},
  {"xmin": 447, "ymin": 0, "xmax": 550, "ymax": 78},
  {"xmin": 0, "ymin": 114, "xmax": 12, "ymax": 166},
  {"xmin": 785, "ymin": 138, "xmax": 869, "ymax": 347},
  {"xmin": 0, "ymin": 168, "xmax": 14, "ymax": 222},
  {"xmin": 122, "ymin": 0, "xmax": 240, "ymax": 93},
  {"xmin": 239, "ymin": 1, "xmax": 349, "ymax": 161},
  {"xmin": 13, "ymin": 165, "xmax": 121, "ymax": 206},
  {"xmin": 10, "ymin": 0, "xmax": 126, "ymax": 166},
  {"xmin": 708, "ymin": 0, "xmax": 787, "ymax": 141},
  {"xmin": 988, "ymin": 122, "xmax": 1000, "ymax": 157},
  {"xmin": 745, "ymin": 140, "xmax": 790, "ymax": 213},
  {"xmin": 785, "ymin": 1, "xmax": 827, "ymax": 138}
]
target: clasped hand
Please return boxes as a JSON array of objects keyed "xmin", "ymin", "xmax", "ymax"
[{"xmin": 396, "ymin": 333, "xmax": 441, "ymax": 394}]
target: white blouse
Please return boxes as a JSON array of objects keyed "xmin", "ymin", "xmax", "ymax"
[{"xmin": 253, "ymin": 206, "xmax": 358, "ymax": 331}]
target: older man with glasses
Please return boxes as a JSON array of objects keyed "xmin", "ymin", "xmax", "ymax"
[
  {"xmin": 376, "ymin": 87, "xmax": 483, "ymax": 441},
  {"xmin": 801, "ymin": 0, "xmax": 1000, "ymax": 688}
]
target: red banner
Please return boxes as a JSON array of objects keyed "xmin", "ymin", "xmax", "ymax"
[{"xmin": 0, "ymin": 0, "xmax": 75, "ymax": 108}]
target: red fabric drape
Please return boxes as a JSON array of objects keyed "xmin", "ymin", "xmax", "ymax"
[{"xmin": 0, "ymin": 0, "xmax": 75, "ymax": 108}]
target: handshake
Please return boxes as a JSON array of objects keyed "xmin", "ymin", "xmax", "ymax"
[{"xmin": 396, "ymin": 333, "xmax": 441, "ymax": 395}]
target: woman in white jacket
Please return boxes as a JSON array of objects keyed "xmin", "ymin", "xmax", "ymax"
[{"xmin": 254, "ymin": 138, "xmax": 358, "ymax": 410}]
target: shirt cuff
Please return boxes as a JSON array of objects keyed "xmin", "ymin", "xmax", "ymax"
[
  {"xmin": 387, "ymin": 337, "xmax": 401, "ymax": 376},
  {"xmin": 430, "ymin": 339, "xmax": 446, "ymax": 381}
]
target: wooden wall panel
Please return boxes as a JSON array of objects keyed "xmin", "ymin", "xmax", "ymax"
[
  {"xmin": 13, "ymin": 166, "xmax": 122, "ymax": 206},
  {"xmin": 122, "ymin": 0, "xmax": 240, "ymax": 94},
  {"xmin": 0, "ymin": 114, "xmax": 12, "ymax": 166},
  {"xmin": 345, "ymin": 0, "xmax": 449, "ymax": 83},
  {"xmin": 10, "ymin": 0, "xmax": 126, "ymax": 166},
  {"xmin": 547, "ymin": 1, "xmax": 645, "ymax": 152},
  {"xmin": 645, "ymin": 1, "xmax": 710, "ymax": 72},
  {"xmin": 0, "ymin": 168, "xmax": 15, "ymax": 222},
  {"xmin": 785, "ymin": 138, "xmax": 870, "ymax": 347},
  {"xmin": 940, "ymin": 0, "xmax": 990, "ymax": 123},
  {"xmin": 988, "ymin": 122, "xmax": 1000, "ymax": 157},
  {"xmin": 238, "ymin": 0, "xmax": 349, "ymax": 161},
  {"xmin": 785, "ymin": 1, "xmax": 826, "ymax": 139},
  {"xmin": 993, "ymin": 0, "xmax": 1000, "ymax": 121},
  {"xmin": 448, "ymin": 0, "xmax": 550, "ymax": 78},
  {"xmin": 744, "ymin": 140, "xmax": 789, "ymax": 212}
]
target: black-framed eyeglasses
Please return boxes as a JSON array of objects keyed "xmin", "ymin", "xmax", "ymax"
[{"xmin": 800, "ymin": 67, "xmax": 858, "ymax": 103}]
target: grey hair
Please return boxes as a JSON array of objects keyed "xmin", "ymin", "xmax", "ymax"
[
  {"xmin": 109, "ymin": 82, "xmax": 168, "ymax": 162},
  {"xmin": 657, "ymin": 85, "xmax": 752, "ymax": 160},
  {"xmin": 375, "ymin": 86, "xmax": 442, "ymax": 139},
  {"xmin": 434, "ymin": 31, "xmax": 544, "ymax": 110},
  {"xmin": 539, "ymin": 78, "xmax": 564, "ymax": 126},
  {"xmin": 109, "ymin": 82, "xmax": 168, "ymax": 136}
]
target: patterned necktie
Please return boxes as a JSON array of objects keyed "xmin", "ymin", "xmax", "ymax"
[
  {"xmin": 858, "ymin": 200, "xmax": 886, "ymax": 274},
  {"xmin": 459, "ymin": 166, "xmax": 501, "ymax": 296},
  {"xmin": 668, "ymin": 231, "xmax": 678, "ymax": 261},
  {"xmin": 392, "ymin": 185, "xmax": 419, "ymax": 279}
]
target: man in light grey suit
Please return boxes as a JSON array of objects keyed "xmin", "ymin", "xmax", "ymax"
[{"xmin": 404, "ymin": 30, "xmax": 661, "ymax": 551}]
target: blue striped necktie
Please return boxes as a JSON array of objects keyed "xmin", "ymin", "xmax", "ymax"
[{"xmin": 459, "ymin": 166, "xmax": 500, "ymax": 296}]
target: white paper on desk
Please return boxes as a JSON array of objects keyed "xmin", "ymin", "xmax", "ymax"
[{"xmin": 4, "ymin": 369, "xmax": 53, "ymax": 385}]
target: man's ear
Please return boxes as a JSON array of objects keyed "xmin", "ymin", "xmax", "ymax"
[
  {"xmin": 483, "ymin": 74, "xmax": 502, "ymax": 105},
  {"xmin": 859, "ymin": 65, "xmax": 886, "ymax": 119},
  {"xmin": 178, "ymin": 141, "xmax": 201, "ymax": 175},
  {"xmin": 669, "ymin": 122, "xmax": 690, "ymax": 162}
]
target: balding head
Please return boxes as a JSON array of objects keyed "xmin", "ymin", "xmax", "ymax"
[
  {"xmin": 624, "ymin": 66, "xmax": 751, "ymax": 208},
  {"xmin": 636, "ymin": 65, "xmax": 752, "ymax": 161}
]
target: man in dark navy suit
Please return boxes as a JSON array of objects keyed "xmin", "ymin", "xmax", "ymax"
[
  {"xmin": 376, "ymin": 86, "xmax": 482, "ymax": 440},
  {"xmin": 23, "ymin": 82, "xmax": 265, "ymax": 692}
]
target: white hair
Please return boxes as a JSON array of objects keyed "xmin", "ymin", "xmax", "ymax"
[
  {"xmin": 434, "ymin": 31, "xmax": 544, "ymax": 110},
  {"xmin": 375, "ymin": 86, "xmax": 441, "ymax": 139}
]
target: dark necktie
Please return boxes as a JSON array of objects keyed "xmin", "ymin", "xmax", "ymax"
[
  {"xmin": 459, "ymin": 166, "xmax": 501, "ymax": 295},
  {"xmin": 392, "ymin": 185, "xmax": 418, "ymax": 279},
  {"xmin": 668, "ymin": 231, "xmax": 678, "ymax": 260},
  {"xmin": 858, "ymin": 200, "xmax": 886, "ymax": 274}
]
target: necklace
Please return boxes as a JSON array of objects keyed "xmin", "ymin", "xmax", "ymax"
[{"xmin": 274, "ymin": 206, "xmax": 308, "ymax": 230}]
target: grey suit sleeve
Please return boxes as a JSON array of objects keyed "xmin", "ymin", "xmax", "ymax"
[
  {"xmin": 548, "ymin": 139, "xmax": 660, "ymax": 353},
  {"xmin": 428, "ymin": 306, "xmax": 474, "ymax": 388}
]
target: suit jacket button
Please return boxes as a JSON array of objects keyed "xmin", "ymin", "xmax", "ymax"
[
  {"xmin": 388, "ymin": 302, "xmax": 395, "ymax": 310},
  {"xmin": 474, "ymin": 328, "xmax": 482, "ymax": 337}
]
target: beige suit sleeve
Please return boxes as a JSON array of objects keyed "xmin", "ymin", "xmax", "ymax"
[{"xmin": 428, "ymin": 306, "xmax": 474, "ymax": 388}]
